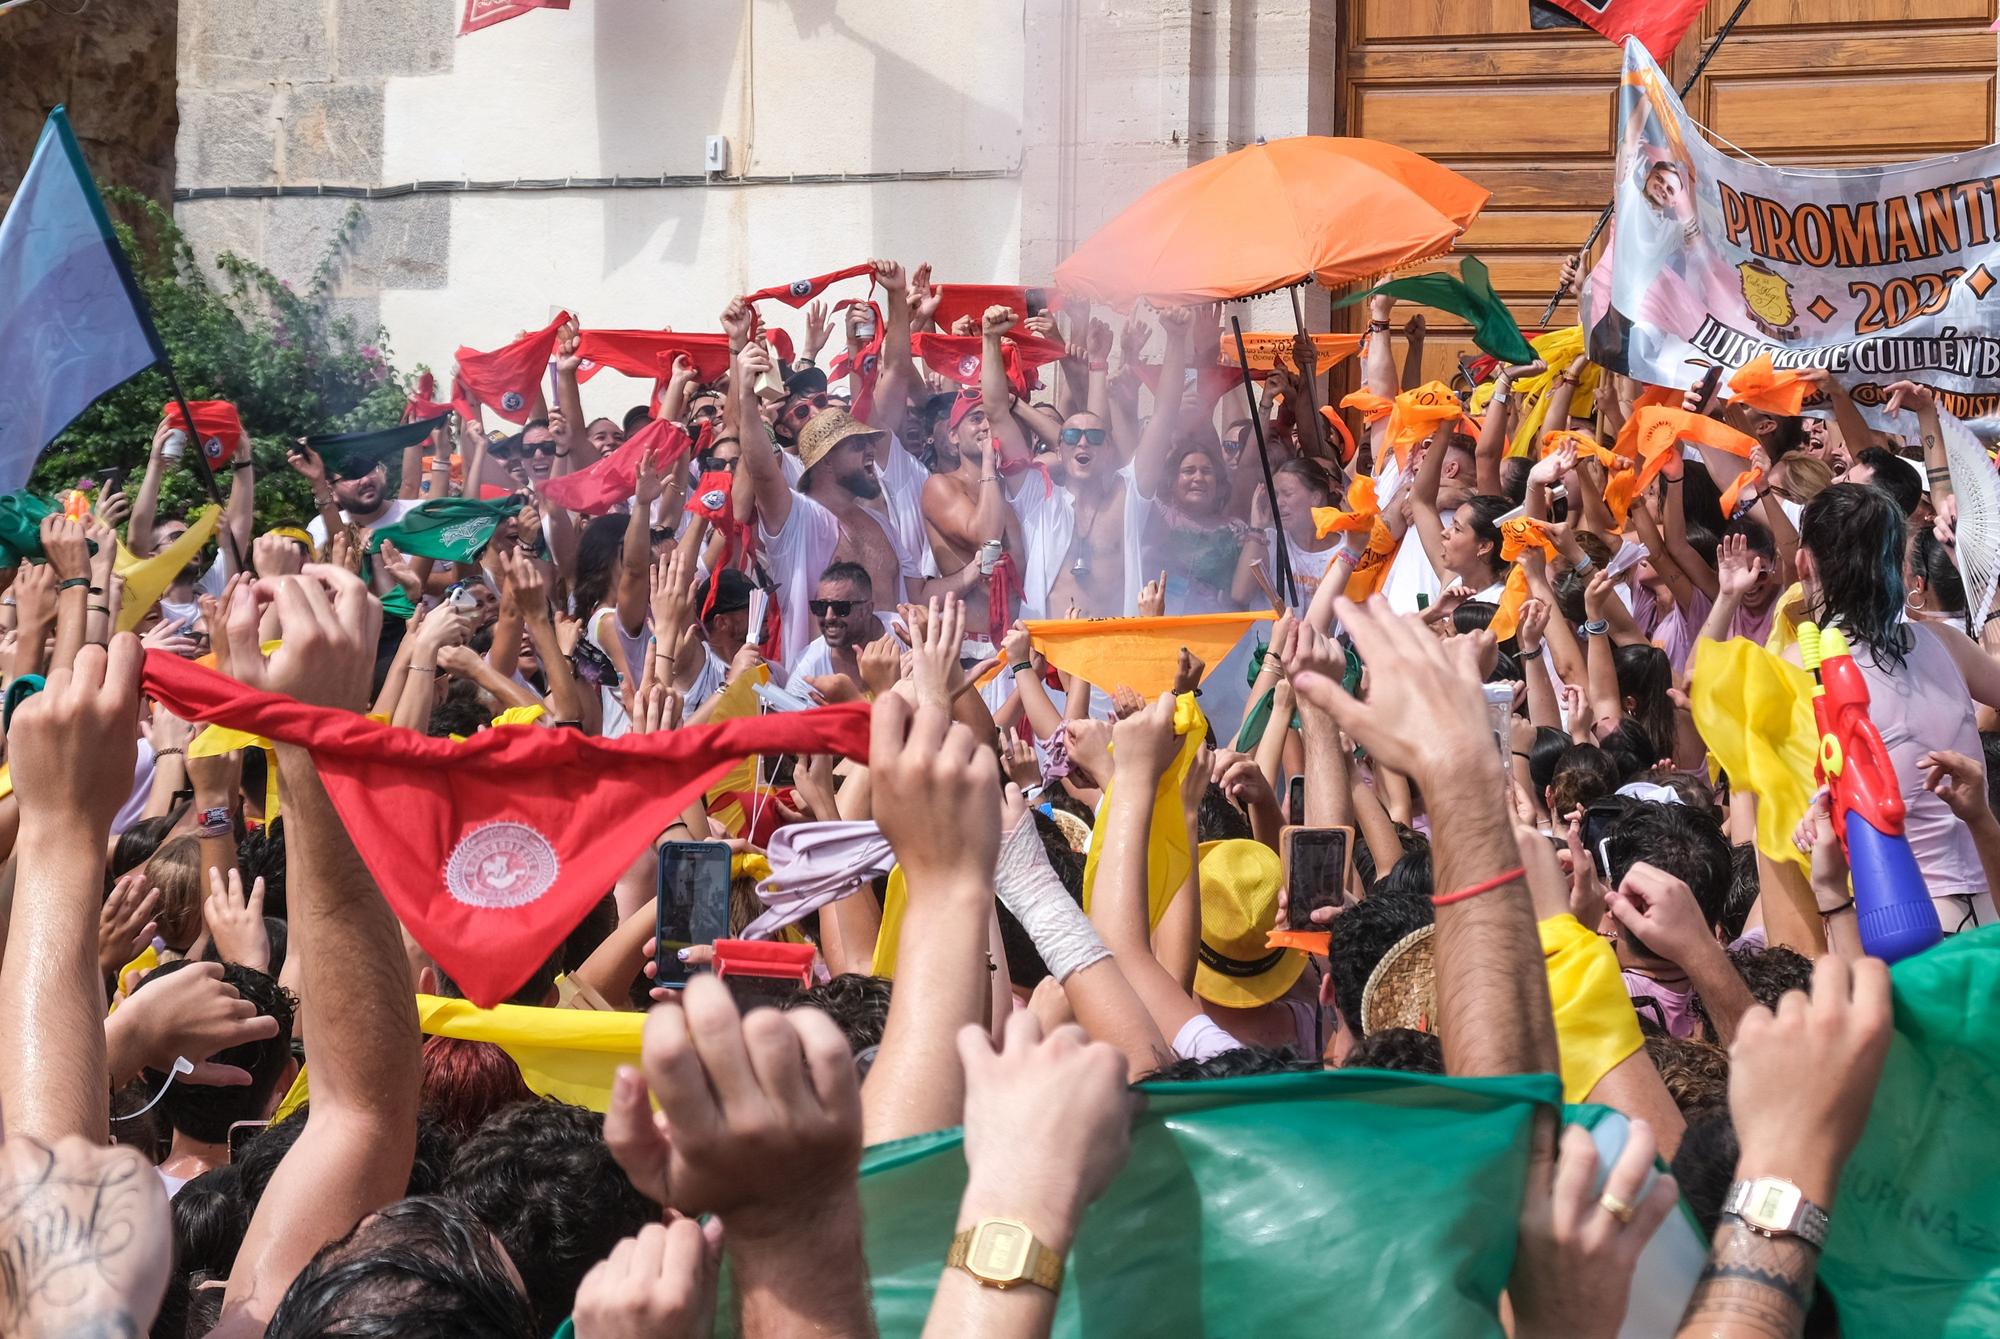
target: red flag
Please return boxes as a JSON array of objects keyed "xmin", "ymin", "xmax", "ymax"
[
  {"xmin": 404, "ymin": 371, "xmax": 451, "ymax": 425},
  {"xmin": 931, "ymin": 284, "xmax": 1050, "ymax": 332},
  {"xmin": 537, "ymin": 418, "xmax": 692, "ymax": 516},
  {"xmin": 1132, "ymin": 361, "xmax": 1252, "ymax": 418},
  {"xmin": 454, "ymin": 311, "xmax": 569, "ymax": 424},
  {"xmin": 161, "ymin": 400, "xmax": 246, "ymax": 467},
  {"xmin": 460, "ymin": 0, "xmax": 569, "ymax": 36},
  {"xmin": 742, "ymin": 263, "xmax": 874, "ymax": 309},
  {"xmin": 1530, "ymin": 0, "xmax": 1706, "ymax": 60},
  {"xmin": 577, "ymin": 329, "xmax": 793, "ymax": 383},
  {"xmin": 140, "ymin": 652, "xmax": 870, "ymax": 1007}
]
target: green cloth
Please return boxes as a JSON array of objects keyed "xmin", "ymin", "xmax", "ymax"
[
  {"xmin": 1233, "ymin": 684, "xmax": 1300, "ymax": 753},
  {"xmin": 1821, "ymin": 925, "xmax": 2000, "ymax": 1334},
  {"xmin": 1338, "ymin": 257, "xmax": 1536, "ymax": 365},
  {"xmin": 0, "ymin": 492, "xmax": 56, "ymax": 566},
  {"xmin": 305, "ymin": 412, "xmax": 449, "ymax": 480},
  {"xmin": 367, "ymin": 496, "xmax": 520, "ymax": 564},
  {"xmin": 379, "ymin": 586, "xmax": 416, "ymax": 621},
  {"xmin": 714, "ymin": 1070, "xmax": 1557, "ymax": 1337}
]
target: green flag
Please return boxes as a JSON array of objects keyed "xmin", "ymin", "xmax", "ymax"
[
  {"xmin": 718, "ymin": 1070, "xmax": 1556, "ymax": 1338},
  {"xmin": 1338, "ymin": 257, "xmax": 1536, "ymax": 366},
  {"xmin": 305, "ymin": 413, "xmax": 450, "ymax": 481},
  {"xmin": 0, "ymin": 492, "xmax": 55, "ymax": 566},
  {"xmin": 368, "ymin": 496, "xmax": 520, "ymax": 564},
  {"xmin": 1821, "ymin": 925, "xmax": 2000, "ymax": 1334}
]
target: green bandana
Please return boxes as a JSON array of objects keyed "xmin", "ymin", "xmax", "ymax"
[
  {"xmin": 1339, "ymin": 257, "xmax": 1536, "ymax": 366},
  {"xmin": 0, "ymin": 492, "xmax": 56, "ymax": 567},
  {"xmin": 306, "ymin": 413, "xmax": 450, "ymax": 480},
  {"xmin": 368, "ymin": 496, "xmax": 521, "ymax": 564}
]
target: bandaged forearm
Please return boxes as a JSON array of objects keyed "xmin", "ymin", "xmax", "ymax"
[{"xmin": 994, "ymin": 814, "xmax": 1109, "ymax": 983}]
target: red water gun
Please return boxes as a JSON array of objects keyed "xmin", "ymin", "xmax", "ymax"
[{"xmin": 1797, "ymin": 621, "xmax": 1939, "ymax": 961}]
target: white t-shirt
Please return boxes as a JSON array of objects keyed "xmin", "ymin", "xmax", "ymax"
[
  {"xmin": 1172, "ymin": 1014, "xmax": 1245, "ymax": 1063},
  {"xmin": 1372, "ymin": 455, "xmax": 1442, "ymax": 616},
  {"xmin": 759, "ymin": 494, "xmax": 845, "ymax": 669},
  {"xmin": 874, "ymin": 435, "xmax": 935, "ymax": 580},
  {"xmin": 682, "ymin": 644, "xmax": 728, "ymax": 716},
  {"xmin": 1269, "ymin": 534, "xmax": 1339, "ymax": 614},
  {"xmin": 1008, "ymin": 473, "xmax": 1076, "ymax": 621},
  {"xmin": 307, "ymin": 498, "xmax": 420, "ymax": 550},
  {"xmin": 784, "ymin": 612, "xmax": 900, "ymax": 693}
]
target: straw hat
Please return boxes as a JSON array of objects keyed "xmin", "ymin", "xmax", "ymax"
[
  {"xmin": 1048, "ymin": 808, "xmax": 1092, "ymax": 855},
  {"xmin": 797, "ymin": 406, "xmax": 882, "ymax": 472},
  {"xmin": 1194, "ymin": 839, "xmax": 1305, "ymax": 1009},
  {"xmin": 1360, "ymin": 924, "xmax": 1436, "ymax": 1036}
]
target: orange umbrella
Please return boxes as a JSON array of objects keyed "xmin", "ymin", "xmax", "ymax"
[{"xmin": 1053, "ymin": 137, "xmax": 1489, "ymax": 309}]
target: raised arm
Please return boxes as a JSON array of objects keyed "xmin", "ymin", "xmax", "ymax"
[
  {"xmin": 126, "ymin": 418, "xmax": 172, "ymax": 556},
  {"xmin": 214, "ymin": 568, "xmax": 421, "ymax": 1336},
  {"xmin": 1132, "ymin": 306, "xmax": 1193, "ymax": 501},
  {"xmin": 730, "ymin": 326, "xmax": 794, "ymax": 534},
  {"xmin": 979, "ymin": 305, "xmax": 1032, "ymax": 465},
  {"xmin": 615, "ymin": 449, "xmax": 660, "ymax": 638},
  {"xmin": 867, "ymin": 258, "xmax": 915, "ymax": 443}
]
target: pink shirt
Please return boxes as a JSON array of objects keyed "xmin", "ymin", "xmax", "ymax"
[{"xmin": 1632, "ymin": 584, "xmax": 1777, "ymax": 677}]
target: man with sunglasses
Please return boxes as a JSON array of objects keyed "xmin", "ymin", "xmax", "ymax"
[
  {"xmin": 1039, "ymin": 410, "xmax": 1142, "ymax": 620},
  {"xmin": 295, "ymin": 444, "xmax": 420, "ymax": 553},
  {"xmin": 785, "ymin": 562, "xmax": 899, "ymax": 694},
  {"xmin": 488, "ymin": 420, "xmax": 561, "ymax": 488}
]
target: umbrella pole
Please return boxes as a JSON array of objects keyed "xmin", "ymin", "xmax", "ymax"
[
  {"xmin": 1536, "ymin": 0, "xmax": 1757, "ymax": 329},
  {"xmin": 1231, "ymin": 314, "xmax": 1296, "ymax": 610}
]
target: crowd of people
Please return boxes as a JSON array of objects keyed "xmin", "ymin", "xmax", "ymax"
[{"xmin": 0, "ymin": 240, "xmax": 1990, "ymax": 1339}]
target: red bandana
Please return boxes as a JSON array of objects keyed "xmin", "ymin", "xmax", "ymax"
[
  {"xmin": 577, "ymin": 329, "xmax": 793, "ymax": 384},
  {"xmin": 404, "ymin": 371, "xmax": 453, "ymax": 425},
  {"xmin": 827, "ymin": 300, "xmax": 887, "ymax": 422},
  {"xmin": 162, "ymin": 400, "xmax": 246, "ymax": 467},
  {"xmin": 1132, "ymin": 362, "xmax": 1253, "ymax": 417},
  {"xmin": 141, "ymin": 652, "xmax": 870, "ymax": 1007},
  {"xmin": 931, "ymin": 284, "xmax": 1034, "ymax": 332},
  {"xmin": 742, "ymin": 263, "xmax": 874, "ymax": 309},
  {"xmin": 537, "ymin": 418, "xmax": 691, "ymax": 516},
  {"xmin": 454, "ymin": 311, "xmax": 570, "ymax": 425}
]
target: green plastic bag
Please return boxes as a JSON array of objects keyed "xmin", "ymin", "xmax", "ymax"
[{"xmin": 1822, "ymin": 924, "xmax": 2000, "ymax": 1334}]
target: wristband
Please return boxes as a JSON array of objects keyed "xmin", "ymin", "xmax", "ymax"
[
  {"xmin": 154, "ymin": 747, "xmax": 185, "ymax": 758},
  {"xmin": 1432, "ymin": 865, "xmax": 1525, "ymax": 908},
  {"xmin": 195, "ymin": 805, "xmax": 232, "ymax": 838},
  {"xmin": 1009, "ymin": 662, "xmax": 1035, "ymax": 677},
  {"xmin": 1583, "ymin": 618, "xmax": 1610, "ymax": 636},
  {"xmin": 1368, "ymin": 320, "xmax": 1391, "ymax": 333},
  {"xmin": 1571, "ymin": 556, "xmax": 1594, "ymax": 576},
  {"xmin": 232, "ymin": 459, "xmax": 255, "ymax": 470},
  {"xmin": 1818, "ymin": 896, "xmax": 1855, "ymax": 915},
  {"xmin": 1087, "ymin": 360, "xmax": 1108, "ymax": 372},
  {"xmin": 57, "ymin": 577, "xmax": 88, "ymax": 592},
  {"xmin": 87, "ymin": 604, "xmax": 109, "ymax": 615},
  {"xmin": 1983, "ymin": 609, "xmax": 2000, "ymax": 626},
  {"xmin": 89, "ymin": 584, "xmax": 104, "ymax": 595}
]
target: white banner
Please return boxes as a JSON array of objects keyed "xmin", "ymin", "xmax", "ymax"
[{"xmin": 1586, "ymin": 39, "xmax": 2000, "ymax": 436}]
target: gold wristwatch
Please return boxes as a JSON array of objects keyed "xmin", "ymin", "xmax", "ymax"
[{"xmin": 947, "ymin": 1218, "xmax": 1065, "ymax": 1292}]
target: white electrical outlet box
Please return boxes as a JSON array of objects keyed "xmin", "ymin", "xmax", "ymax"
[{"xmin": 704, "ymin": 136, "xmax": 729, "ymax": 174}]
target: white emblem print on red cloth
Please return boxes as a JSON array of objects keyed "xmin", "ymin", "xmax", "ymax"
[
  {"xmin": 445, "ymin": 821, "xmax": 560, "ymax": 909},
  {"xmin": 957, "ymin": 355, "xmax": 979, "ymax": 378}
]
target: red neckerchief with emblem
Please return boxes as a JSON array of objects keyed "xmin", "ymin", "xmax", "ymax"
[{"xmin": 141, "ymin": 651, "xmax": 870, "ymax": 1007}]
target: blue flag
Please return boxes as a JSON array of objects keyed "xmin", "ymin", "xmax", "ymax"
[{"xmin": 0, "ymin": 106, "xmax": 162, "ymax": 492}]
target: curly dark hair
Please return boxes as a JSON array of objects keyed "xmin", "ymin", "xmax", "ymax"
[
  {"xmin": 781, "ymin": 972, "xmax": 893, "ymax": 1054},
  {"xmin": 1341, "ymin": 1026, "xmax": 1443, "ymax": 1075},
  {"xmin": 1327, "ymin": 886, "xmax": 1434, "ymax": 1037},
  {"xmin": 133, "ymin": 961, "xmax": 295, "ymax": 1145},
  {"xmin": 1643, "ymin": 1032, "xmax": 1730, "ymax": 1119},
  {"xmin": 445, "ymin": 1099, "xmax": 654, "ymax": 1336},
  {"xmin": 1145, "ymin": 1046, "xmax": 1320, "ymax": 1082}
]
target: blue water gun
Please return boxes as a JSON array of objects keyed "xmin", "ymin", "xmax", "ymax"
[{"xmin": 1797, "ymin": 621, "xmax": 1941, "ymax": 962}]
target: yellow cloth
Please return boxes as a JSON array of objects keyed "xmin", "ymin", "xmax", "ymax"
[
  {"xmin": 1026, "ymin": 612, "xmax": 1274, "ymax": 699},
  {"xmin": 732, "ymin": 851, "xmax": 772, "ymax": 883},
  {"xmin": 1689, "ymin": 636, "xmax": 1817, "ymax": 872},
  {"xmin": 1539, "ymin": 913, "xmax": 1645, "ymax": 1104},
  {"xmin": 272, "ymin": 1062, "xmax": 310, "ymax": 1123},
  {"xmin": 1082, "ymin": 693, "xmax": 1207, "ymax": 929},
  {"xmin": 189, "ymin": 722, "xmax": 282, "ymax": 822},
  {"xmin": 1468, "ymin": 326, "xmax": 1599, "ymax": 458},
  {"xmin": 0, "ymin": 762, "xmax": 11, "ymax": 802},
  {"xmin": 869, "ymin": 864, "xmax": 911, "ymax": 978},
  {"xmin": 491, "ymin": 703, "xmax": 546, "ymax": 727},
  {"xmin": 702, "ymin": 664, "xmax": 776, "ymax": 835},
  {"xmin": 1764, "ymin": 582, "xmax": 1809, "ymax": 656},
  {"xmin": 115, "ymin": 504, "xmax": 221, "ymax": 632},
  {"xmin": 106, "ymin": 943, "xmax": 161, "ymax": 1012},
  {"xmin": 417, "ymin": 994, "xmax": 643, "ymax": 1112}
]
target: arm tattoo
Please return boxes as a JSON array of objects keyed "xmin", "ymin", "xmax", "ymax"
[
  {"xmin": 0, "ymin": 1144, "xmax": 151, "ymax": 1337},
  {"xmin": 1677, "ymin": 1222, "xmax": 1818, "ymax": 1338}
]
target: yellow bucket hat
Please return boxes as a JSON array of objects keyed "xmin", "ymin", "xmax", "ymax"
[{"xmin": 1194, "ymin": 839, "xmax": 1305, "ymax": 1010}]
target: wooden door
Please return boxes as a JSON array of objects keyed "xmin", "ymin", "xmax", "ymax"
[{"xmin": 1335, "ymin": 0, "xmax": 2000, "ymax": 389}]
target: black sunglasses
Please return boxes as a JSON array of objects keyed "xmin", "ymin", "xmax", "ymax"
[
  {"xmin": 494, "ymin": 437, "xmax": 556, "ymax": 460},
  {"xmin": 808, "ymin": 599, "xmax": 856, "ymax": 617},
  {"xmin": 1060, "ymin": 427, "xmax": 1107, "ymax": 447}
]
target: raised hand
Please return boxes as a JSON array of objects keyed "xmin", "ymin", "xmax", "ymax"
[
  {"xmin": 1919, "ymin": 749, "xmax": 1993, "ymax": 827},
  {"xmin": 981, "ymin": 304, "xmax": 1018, "ymax": 338},
  {"xmin": 911, "ymin": 594, "xmax": 966, "ymax": 708},
  {"xmin": 223, "ymin": 567, "xmax": 382, "ymax": 710},
  {"xmin": 1110, "ymin": 692, "xmax": 1179, "ymax": 787},
  {"xmin": 39, "ymin": 515, "xmax": 87, "ymax": 583},
  {"xmin": 203, "ymin": 866, "xmax": 271, "ymax": 973},
  {"xmin": 720, "ymin": 297, "xmax": 755, "ymax": 351},
  {"xmin": 1138, "ymin": 570, "xmax": 1167, "ymax": 619},
  {"xmin": 870, "ymin": 688, "xmax": 1001, "ymax": 893},
  {"xmin": 253, "ymin": 531, "xmax": 306, "ymax": 579},
  {"xmin": 871, "ymin": 257, "xmax": 907, "ymax": 293},
  {"xmin": 285, "ymin": 442, "xmax": 329, "ymax": 487},
  {"xmin": 11, "ymin": 638, "xmax": 141, "ymax": 836},
  {"xmin": 556, "ymin": 320, "xmax": 583, "ymax": 375},
  {"xmin": 803, "ymin": 300, "xmax": 833, "ymax": 360},
  {"xmin": 104, "ymin": 959, "xmax": 281, "ymax": 1088},
  {"xmin": 570, "ymin": 1217, "xmax": 720, "ymax": 1339},
  {"xmin": 97, "ymin": 872, "xmax": 161, "ymax": 977},
  {"xmin": 858, "ymin": 636, "xmax": 901, "ymax": 698},
  {"xmin": 1170, "ymin": 646, "xmax": 1205, "ymax": 696},
  {"xmin": 1715, "ymin": 531, "xmax": 1760, "ymax": 603}
]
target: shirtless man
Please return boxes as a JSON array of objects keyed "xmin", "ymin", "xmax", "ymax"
[
  {"xmin": 737, "ymin": 340, "xmax": 915, "ymax": 666},
  {"xmin": 920, "ymin": 387, "xmax": 1025, "ymax": 636},
  {"xmin": 1042, "ymin": 410, "xmax": 1129, "ymax": 617}
]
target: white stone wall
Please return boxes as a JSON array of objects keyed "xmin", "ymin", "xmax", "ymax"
[{"xmin": 175, "ymin": 0, "xmax": 1026, "ymax": 418}]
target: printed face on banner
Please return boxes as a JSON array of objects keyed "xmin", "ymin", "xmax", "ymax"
[{"xmin": 1586, "ymin": 38, "xmax": 2000, "ymax": 436}]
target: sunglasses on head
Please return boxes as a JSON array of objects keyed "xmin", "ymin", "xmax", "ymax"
[
  {"xmin": 1060, "ymin": 427, "xmax": 1107, "ymax": 447},
  {"xmin": 808, "ymin": 599, "xmax": 856, "ymax": 617},
  {"xmin": 786, "ymin": 393, "xmax": 831, "ymax": 424}
]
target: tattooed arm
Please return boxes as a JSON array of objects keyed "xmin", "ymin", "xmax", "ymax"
[
  {"xmin": 1674, "ymin": 954, "xmax": 1892, "ymax": 1338},
  {"xmin": 0, "ymin": 1134, "xmax": 171, "ymax": 1339}
]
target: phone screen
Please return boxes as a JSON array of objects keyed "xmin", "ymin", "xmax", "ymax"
[
  {"xmin": 655, "ymin": 842, "xmax": 733, "ymax": 990},
  {"xmin": 1582, "ymin": 804, "xmax": 1625, "ymax": 883},
  {"xmin": 227, "ymin": 1119, "xmax": 270, "ymax": 1163},
  {"xmin": 1287, "ymin": 775, "xmax": 1305, "ymax": 827},
  {"xmin": 1283, "ymin": 826, "xmax": 1352, "ymax": 929},
  {"xmin": 1693, "ymin": 364, "xmax": 1725, "ymax": 414}
]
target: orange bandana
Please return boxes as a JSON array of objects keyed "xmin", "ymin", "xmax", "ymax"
[
  {"xmin": 1728, "ymin": 353, "xmax": 1810, "ymax": 417},
  {"xmin": 1313, "ymin": 476, "xmax": 1379, "ymax": 536},
  {"xmin": 1720, "ymin": 466, "xmax": 1765, "ymax": 517}
]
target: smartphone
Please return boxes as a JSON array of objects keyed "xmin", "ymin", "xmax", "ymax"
[
  {"xmin": 98, "ymin": 466, "xmax": 128, "ymax": 498},
  {"xmin": 1692, "ymin": 363, "xmax": 1725, "ymax": 415},
  {"xmin": 1281, "ymin": 825, "xmax": 1353, "ymax": 930},
  {"xmin": 1287, "ymin": 775, "xmax": 1305, "ymax": 827},
  {"xmin": 1581, "ymin": 797, "xmax": 1633, "ymax": 883},
  {"xmin": 655, "ymin": 842, "xmax": 732, "ymax": 990},
  {"xmin": 227, "ymin": 1119, "xmax": 270, "ymax": 1163}
]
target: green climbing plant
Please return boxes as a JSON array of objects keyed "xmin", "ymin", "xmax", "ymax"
[{"xmin": 31, "ymin": 189, "xmax": 416, "ymax": 531}]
